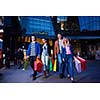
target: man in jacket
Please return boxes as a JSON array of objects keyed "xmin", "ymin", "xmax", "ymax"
[
  {"xmin": 26, "ymin": 35, "xmax": 40, "ymax": 80},
  {"xmin": 54, "ymin": 34, "xmax": 63, "ymax": 78},
  {"xmin": 16, "ymin": 47, "xmax": 24, "ymax": 69}
]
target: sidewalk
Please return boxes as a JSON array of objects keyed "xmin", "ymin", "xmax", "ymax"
[{"xmin": 0, "ymin": 60, "xmax": 100, "ymax": 83}]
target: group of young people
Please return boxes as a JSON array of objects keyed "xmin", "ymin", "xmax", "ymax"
[{"xmin": 26, "ymin": 34, "xmax": 75, "ymax": 82}]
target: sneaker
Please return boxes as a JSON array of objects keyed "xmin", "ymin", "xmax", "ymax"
[
  {"xmin": 70, "ymin": 77, "xmax": 74, "ymax": 81},
  {"xmin": 22, "ymin": 68, "xmax": 25, "ymax": 71},
  {"xmin": 67, "ymin": 74, "xmax": 70, "ymax": 79},
  {"xmin": 70, "ymin": 77, "xmax": 75, "ymax": 83}
]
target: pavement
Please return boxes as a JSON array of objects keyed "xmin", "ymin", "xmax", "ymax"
[{"xmin": 0, "ymin": 60, "xmax": 100, "ymax": 83}]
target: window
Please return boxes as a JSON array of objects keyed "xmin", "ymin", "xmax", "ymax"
[
  {"xmin": 79, "ymin": 16, "xmax": 100, "ymax": 31},
  {"xmin": 19, "ymin": 16, "xmax": 55, "ymax": 37}
]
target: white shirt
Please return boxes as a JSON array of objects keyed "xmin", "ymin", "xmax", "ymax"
[
  {"xmin": 58, "ymin": 39, "xmax": 63, "ymax": 53},
  {"xmin": 42, "ymin": 43, "xmax": 48, "ymax": 56}
]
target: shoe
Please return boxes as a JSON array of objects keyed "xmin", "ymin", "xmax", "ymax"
[
  {"xmin": 43, "ymin": 71, "xmax": 47, "ymax": 78},
  {"xmin": 67, "ymin": 74, "xmax": 70, "ymax": 79},
  {"xmin": 22, "ymin": 68, "xmax": 25, "ymax": 71},
  {"xmin": 32, "ymin": 77, "xmax": 36, "ymax": 80},
  {"xmin": 70, "ymin": 77, "xmax": 75, "ymax": 83},
  {"xmin": 18, "ymin": 67, "xmax": 20, "ymax": 69}
]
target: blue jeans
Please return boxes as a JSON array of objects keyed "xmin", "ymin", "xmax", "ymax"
[
  {"xmin": 57, "ymin": 53, "xmax": 62, "ymax": 74},
  {"xmin": 41, "ymin": 55, "xmax": 49, "ymax": 71},
  {"xmin": 64, "ymin": 54, "xmax": 74, "ymax": 78}
]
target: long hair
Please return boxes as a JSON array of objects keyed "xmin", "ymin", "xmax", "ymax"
[{"xmin": 62, "ymin": 37, "xmax": 70, "ymax": 47}]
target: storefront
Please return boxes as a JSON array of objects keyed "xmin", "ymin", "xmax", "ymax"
[
  {"xmin": 0, "ymin": 33, "xmax": 3, "ymax": 68},
  {"xmin": 68, "ymin": 36, "xmax": 100, "ymax": 59}
]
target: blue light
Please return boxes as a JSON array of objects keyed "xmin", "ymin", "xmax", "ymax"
[
  {"xmin": 19, "ymin": 16, "xmax": 55, "ymax": 37},
  {"xmin": 79, "ymin": 16, "xmax": 100, "ymax": 31}
]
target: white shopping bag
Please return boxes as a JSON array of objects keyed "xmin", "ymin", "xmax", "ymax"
[
  {"xmin": 74, "ymin": 56, "xmax": 82, "ymax": 73},
  {"xmin": 77, "ymin": 56, "xmax": 86, "ymax": 62}
]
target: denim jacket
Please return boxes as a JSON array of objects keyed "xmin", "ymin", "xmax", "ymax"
[
  {"xmin": 26, "ymin": 42, "xmax": 41, "ymax": 57},
  {"xmin": 62, "ymin": 44, "xmax": 74, "ymax": 59}
]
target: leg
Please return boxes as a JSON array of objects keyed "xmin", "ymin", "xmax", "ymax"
[
  {"xmin": 68, "ymin": 55, "xmax": 74, "ymax": 82},
  {"xmin": 58, "ymin": 54, "xmax": 63, "ymax": 78},
  {"xmin": 41, "ymin": 55, "xmax": 46, "ymax": 71},
  {"xmin": 32, "ymin": 56, "xmax": 37, "ymax": 80},
  {"xmin": 30, "ymin": 57, "xmax": 34, "ymax": 71},
  {"xmin": 65, "ymin": 56, "xmax": 70, "ymax": 78},
  {"xmin": 18, "ymin": 59, "xmax": 22, "ymax": 69},
  {"xmin": 45, "ymin": 56, "xmax": 49, "ymax": 77}
]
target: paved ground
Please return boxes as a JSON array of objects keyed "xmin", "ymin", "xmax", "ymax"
[{"xmin": 0, "ymin": 60, "xmax": 100, "ymax": 83}]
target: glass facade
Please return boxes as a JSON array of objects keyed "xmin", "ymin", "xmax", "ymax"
[
  {"xmin": 57, "ymin": 16, "xmax": 80, "ymax": 35},
  {"xmin": 57, "ymin": 16, "xmax": 68, "ymax": 23},
  {"xmin": 78, "ymin": 16, "xmax": 100, "ymax": 31},
  {"xmin": 19, "ymin": 16, "xmax": 55, "ymax": 38},
  {"xmin": 57, "ymin": 16, "xmax": 68, "ymax": 31},
  {"xmin": 4, "ymin": 16, "xmax": 12, "ymax": 26}
]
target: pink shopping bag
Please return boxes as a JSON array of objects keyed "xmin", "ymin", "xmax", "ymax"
[{"xmin": 74, "ymin": 56, "xmax": 82, "ymax": 73}]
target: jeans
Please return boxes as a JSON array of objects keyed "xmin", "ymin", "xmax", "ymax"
[
  {"xmin": 30, "ymin": 56, "xmax": 37, "ymax": 77},
  {"xmin": 57, "ymin": 53, "xmax": 62, "ymax": 74},
  {"xmin": 64, "ymin": 54, "xmax": 74, "ymax": 78},
  {"xmin": 41, "ymin": 55, "xmax": 49, "ymax": 71}
]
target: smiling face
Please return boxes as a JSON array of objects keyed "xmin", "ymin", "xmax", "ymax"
[{"xmin": 63, "ymin": 37, "xmax": 69, "ymax": 46}]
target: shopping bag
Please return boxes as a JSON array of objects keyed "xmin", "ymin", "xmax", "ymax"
[
  {"xmin": 49, "ymin": 59, "xmax": 53, "ymax": 71},
  {"xmin": 53, "ymin": 59, "xmax": 57, "ymax": 72},
  {"xmin": 52, "ymin": 59, "xmax": 55, "ymax": 66},
  {"xmin": 74, "ymin": 56, "xmax": 82, "ymax": 73},
  {"xmin": 24, "ymin": 59, "xmax": 29, "ymax": 70},
  {"xmin": 34, "ymin": 58, "xmax": 43, "ymax": 73},
  {"xmin": 37, "ymin": 60, "xmax": 43, "ymax": 73},
  {"xmin": 77, "ymin": 56, "xmax": 86, "ymax": 71}
]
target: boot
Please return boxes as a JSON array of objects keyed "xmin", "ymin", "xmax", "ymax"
[{"xmin": 44, "ymin": 71, "xmax": 47, "ymax": 78}]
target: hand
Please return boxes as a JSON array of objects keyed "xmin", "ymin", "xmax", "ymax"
[
  {"xmin": 26, "ymin": 56, "xmax": 29, "ymax": 59},
  {"xmin": 49, "ymin": 56, "xmax": 51, "ymax": 59},
  {"xmin": 55, "ymin": 55, "xmax": 57, "ymax": 59},
  {"xmin": 62, "ymin": 58, "xmax": 65, "ymax": 62},
  {"xmin": 37, "ymin": 56, "xmax": 40, "ymax": 59}
]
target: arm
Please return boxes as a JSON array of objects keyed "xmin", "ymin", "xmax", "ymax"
[
  {"xmin": 37, "ymin": 42, "xmax": 41, "ymax": 58},
  {"xmin": 70, "ymin": 45, "xmax": 74, "ymax": 56},
  {"xmin": 54, "ymin": 41, "xmax": 57, "ymax": 58},
  {"xmin": 26, "ymin": 43, "xmax": 31, "ymax": 57}
]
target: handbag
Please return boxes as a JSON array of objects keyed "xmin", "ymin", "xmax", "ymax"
[
  {"xmin": 74, "ymin": 56, "xmax": 82, "ymax": 73},
  {"xmin": 49, "ymin": 59, "xmax": 53, "ymax": 71},
  {"xmin": 24, "ymin": 59, "xmax": 29, "ymax": 70},
  {"xmin": 53, "ymin": 59, "xmax": 57, "ymax": 72},
  {"xmin": 77, "ymin": 56, "xmax": 86, "ymax": 71},
  {"xmin": 34, "ymin": 58, "xmax": 43, "ymax": 73}
]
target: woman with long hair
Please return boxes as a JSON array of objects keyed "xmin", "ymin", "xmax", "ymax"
[
  {"xmin": 41, "ymin": 38, "xmax": 49, "ymax": 78},
  {"xmin": 62, "ymin": 37, "xmax": 75, "ymax": 82}
]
